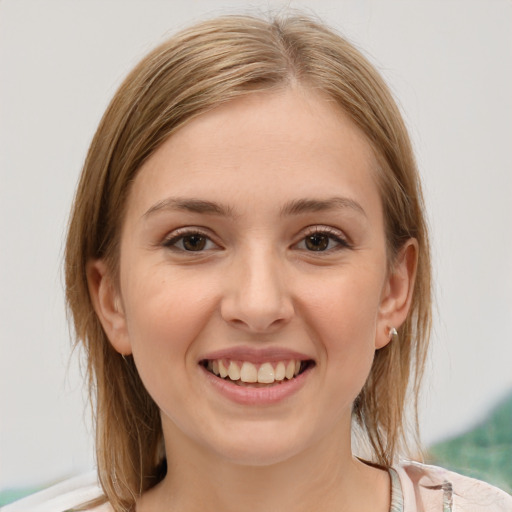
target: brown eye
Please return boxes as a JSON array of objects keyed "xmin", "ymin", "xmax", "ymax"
[
  {"xmin": 305, "ymin": 233, "xmax": 329, "ymax": 251},
  {"xmin": 163, "ymin": 230, "xmax": 219, "ymax": 253},
  {"xmin": 295, "ymin": 228, "xmax": 350, "ymax": 253},
  {"xmin": 182, "ymin": 234, "xmax": 207, "ymax": 251}
]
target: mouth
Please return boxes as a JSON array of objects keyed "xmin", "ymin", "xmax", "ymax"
[{"xmin": 200, "ymin": 358, "xmax": 315, "ymax": 387}]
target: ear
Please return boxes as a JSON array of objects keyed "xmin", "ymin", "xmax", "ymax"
[
  {"xmin": 375, "ymin": 238, "xmax": 418, "ymax": 349},
  {"xmin": 87, "ymin": 259, "xmax": 132, "ymax": 355}
]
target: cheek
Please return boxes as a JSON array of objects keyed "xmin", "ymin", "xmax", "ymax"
[
  {"xmin": 119, "ymin": 270, "xmax": 221, "ymax": 417},
  {"xmin": 299, "ymin": 266, "xmax": 385, "ymax": 389},
  {"xmin": 121, "ymin": 269, "xmax": 219, "ymax": 363},
  {"xmin": 302, "ymin": 268, "xmax": 384, "ymax": 342}
]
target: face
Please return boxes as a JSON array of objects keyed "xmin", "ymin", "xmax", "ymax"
[{"xmin": 92, "ymin": 88, "xmax": 414, "ymax": 467}]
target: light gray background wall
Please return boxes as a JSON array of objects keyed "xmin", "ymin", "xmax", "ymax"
[{"xmin": 1, "ymin": 0, "xmax": 511, "ymax": 490}]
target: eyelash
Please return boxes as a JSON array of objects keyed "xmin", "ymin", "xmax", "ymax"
[
  {"xmin": 162, "ymin": 228, "xmax": 218, "ymax": 252},
  {"xmin": 162, "ymin": 226, "xmax": 351, "ymax": 253},
  {"xmin": 295, "ymin": 226, "xmax": 351, "ymax": 253}
]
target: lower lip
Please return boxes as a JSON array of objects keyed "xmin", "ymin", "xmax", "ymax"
[{"xmin": 200, "ymin": 365, "xmax": 312, "ymax": 405}]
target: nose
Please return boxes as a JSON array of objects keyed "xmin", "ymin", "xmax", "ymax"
[{"xmin": 220, "ymin": 247, "xmax": 294, "ymax": 333}]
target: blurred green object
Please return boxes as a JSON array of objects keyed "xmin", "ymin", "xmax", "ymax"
[
  {"xmin": 427, "ymin": 391, "xmax": 512, "ymax": 493},
  {"xmin": 0, "ymin": 488, "xmax": 40, "ymax": 506}
]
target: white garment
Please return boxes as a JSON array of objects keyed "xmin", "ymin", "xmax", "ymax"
[
  {"xmin": 0, "ymin": 472, "xmax": 107, "ymax": 512},
  {"xmin": 1, "ymin": 463, "xmax": 511, "ymax": 511}
]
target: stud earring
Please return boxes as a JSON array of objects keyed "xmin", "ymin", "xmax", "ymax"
[{"xmin": 389, "ymin": 327, "xmax": 398, "ymax": 343}]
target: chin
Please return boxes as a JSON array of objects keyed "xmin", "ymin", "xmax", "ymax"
[{"xmin": 203, "ymin": 422, "xmax": 315, "ymax": 467}]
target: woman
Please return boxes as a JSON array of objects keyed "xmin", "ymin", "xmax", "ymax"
[{"xmin": 4, "ymin": 13, "xmax": 511, "ymax": 512}]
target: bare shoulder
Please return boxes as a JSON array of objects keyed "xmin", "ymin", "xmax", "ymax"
[{"xmin": 396, "ymin": 461, "xmax": 512, "ymax": 511}]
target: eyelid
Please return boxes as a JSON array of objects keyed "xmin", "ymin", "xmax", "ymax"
[
  {"xmin": 294, "ymin": 225, "xmax": 352, "ymax": 251},
  {"xmin": 162, "ymin": 227, "xmax": 220, "ymax": 251},
  {"xmin": 160, "ymin": 225, "xmax": 351, "ymax": 253}
]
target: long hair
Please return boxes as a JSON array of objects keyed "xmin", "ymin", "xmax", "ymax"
[{"xmin": 65, "ymin": 13, "xmax": 431, "ymax": 512}]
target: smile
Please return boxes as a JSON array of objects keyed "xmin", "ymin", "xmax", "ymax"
[{"xmin": 201, "ymin": 359, "xmax": 314, "ymax": 386}]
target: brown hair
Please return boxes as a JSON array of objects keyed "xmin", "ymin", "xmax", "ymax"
[{"xmin": 65, "ymin": 13, "xmax": 431, "ymax": 512}]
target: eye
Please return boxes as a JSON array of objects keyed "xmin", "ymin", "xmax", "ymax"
[
  {"xmin": 163, "ymin": 230, "xmax": 218, "ymax": 252},
  {"xmin": 295, "ymin": 227, "xmax": 350, "ymax": 252}
]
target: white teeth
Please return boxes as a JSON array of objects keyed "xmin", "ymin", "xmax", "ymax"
[
  {"xmin": 206, "ymin": 358, "xmax": 308, "ymax": 383},
  {"xmin": 285, "ymin": 360, "xmax": 295, "ymax": 379},
  {"xmin": 228, "ymin": 360, "xmax": 241, "ymax": 381},
  {"xmin": 218, "ymin": 360, "xmax": 228, "ymax": 378},
  {"xmin": 275, "ymin": 361, "xmax": 286, "ymax": 381},
  {"xmin": 240, "ymin": 362, "xmax": 258, "ymax": 383},
  {"xmin": 258, "ymin": 362, "xmax": 275, "ymax": 384}
]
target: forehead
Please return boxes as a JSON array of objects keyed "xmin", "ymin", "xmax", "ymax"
[{"xmin": 126, "ymin": 88, "xmax": 382, "ymax": 221}]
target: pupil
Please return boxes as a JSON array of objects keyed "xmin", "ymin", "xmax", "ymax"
[
  {"xmin": 306, "ymin": 234, "xmax": 328, "ymax": 251},
  {"xmin": 183, "ymin": 235, "xmax": 206, "ymax": 251}
]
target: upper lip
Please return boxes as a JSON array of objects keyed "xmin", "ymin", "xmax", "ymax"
[{"xmin": 199, "ymin": 346, "xmax": 314, "ymax": 364}]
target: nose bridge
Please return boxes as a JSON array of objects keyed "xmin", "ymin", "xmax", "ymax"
[{"xmin": 221, "ymin": 241, "xmax": 293, "ymax": 332}]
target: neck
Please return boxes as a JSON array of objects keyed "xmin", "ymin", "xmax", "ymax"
[{"xmin": 137, "ymin": 422, "xmax": 390, "ymax": 512}]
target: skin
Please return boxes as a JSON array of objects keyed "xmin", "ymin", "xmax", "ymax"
[{"xmin": 89, "ymin": 88, "xmax": 417, "ymax": 512}]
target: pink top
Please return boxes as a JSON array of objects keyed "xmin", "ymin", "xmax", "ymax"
[{"xmin": 393, "ymin": 462, "xmax": 512, "ymax": 511}]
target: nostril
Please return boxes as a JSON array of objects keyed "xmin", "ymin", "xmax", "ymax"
[
  {"xmin": 219, "ymin": 272, "xmax": 294, "ymax": 333},
  {"xmin": 223, "ymin": 310, "xmax": 295, "ymax": 334}
]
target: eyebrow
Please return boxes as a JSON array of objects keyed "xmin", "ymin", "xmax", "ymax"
[
  {"xmin": 142, "ymin": 196, "xmax": 366, "ymax": 219},
  {"xmin": 143, "ymin": 198, "xmax": 235, "ymax": 219},
  {"xmin": 280, "ymin": 197, "xmax": 367, "ymax": 217}
]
